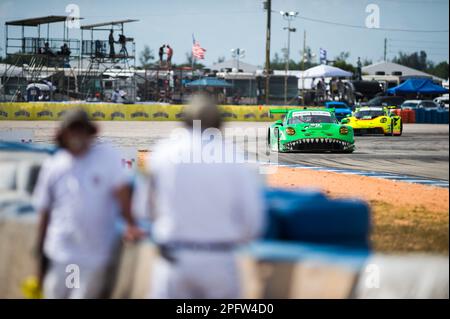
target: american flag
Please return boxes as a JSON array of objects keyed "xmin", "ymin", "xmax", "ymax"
[{"xmin": 192, "ymin": 35, "xmax": 206, "ymax": 60}]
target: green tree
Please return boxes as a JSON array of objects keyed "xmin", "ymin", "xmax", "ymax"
[
  {"xmin": 333, "ymin": 51, "xmax": 355, "ymax": 73},
  {"xmin": 176, "ymin": 52, "xmax": 205, "ymax": 69},
  {"xmin": 392, "ymin": 51, "xmax": 428, "ymax": 71},
  {"xmin": 139, "ymin": 45, "xmax": 155, "ymax": 68},
  {"xmin": 392, "ymin": 50, "xmax": 448, "ymax": 79},
  {"xmin": 427, "ymin": 61, "xmax": 449, "ymax": 80},
  {"xmin": 362, "ymin": 58, "xmax": 372, "ymax": 67}
]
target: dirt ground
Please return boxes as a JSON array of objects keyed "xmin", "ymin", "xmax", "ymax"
[{"xmin": 267, "ymin": 167, "xmax": 449, "ymax": 254}]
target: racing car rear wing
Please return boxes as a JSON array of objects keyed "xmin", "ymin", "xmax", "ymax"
[{"xmin": 269, "ymin": 108, "xmax": 291, "ymax": 115}]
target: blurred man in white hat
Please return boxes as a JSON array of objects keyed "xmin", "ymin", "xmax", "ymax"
[
  {"xmin": 142, "ymin": 94, "xmax": 265, "ymax": 298},
  {"xmin": 33, "ymin": 107, "xmax": 143, "ymax": 298}
]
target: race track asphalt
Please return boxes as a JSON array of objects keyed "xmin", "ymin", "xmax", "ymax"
[{"xmin": 0, "ymin": 121, "xmax": 448, "ymax": 180}]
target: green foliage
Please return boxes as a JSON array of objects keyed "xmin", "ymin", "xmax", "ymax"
[
  {"xmin": 174, "ymin": 52, "xmax": 205, "ymax": 69},
  {"xmin": 392, "ymin": 50, "xmax": 428, "ymax": 71},
  {"xmin": 392, "ymin": 50, "xmax": 449, "ymax": 79},
  {"xmin": 426, "ymin": 61, "xmax": 449, "ymax": 80},
  {"xmin": 269, "ymin": 47, "xmax": 318, "ymax": 70},
  {"xmin": 139, "ymin": 45, "xmax": 155, "ymax": 68}
]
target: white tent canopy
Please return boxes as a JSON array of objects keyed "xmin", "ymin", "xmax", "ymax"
[{"xmin": 303, "ymin": 64, "xmax": 353, "ymax": 78}]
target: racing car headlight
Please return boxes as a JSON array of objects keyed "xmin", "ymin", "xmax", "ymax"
[
  {"xmin": 380, "ymin": 117, "xmax": 387, "ymax": 123},
  {"xmin": 339, "ymin": 127, "xmax": 349, "ymax": 135},
  {"xmin": 286, "ymin": 127, "xmax": 296, "ymax": 135}
]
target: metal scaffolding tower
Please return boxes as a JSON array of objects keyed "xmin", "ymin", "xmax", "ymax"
[
  {"xmin": 79, "ymin": 19, "xmax": 138, "ymax": 102},
  {"xmin": 1, "ymin": 15, "xmax": 82, "ymax": 101}
]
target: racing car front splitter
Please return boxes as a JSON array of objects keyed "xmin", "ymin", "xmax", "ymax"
[{"xmin": 283, "ymin": 138, "xmax": 354, "ymax": 152}]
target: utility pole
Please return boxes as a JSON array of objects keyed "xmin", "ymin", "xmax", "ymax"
[
  {"xmin": 301, "ymin": 30, "xmax": 306, "ymax": 103},
  {"xmin": 264, "ymin": 0, "xmax": 271, "ymax": 105},
  {"xmin": 384, "ymin": 38, "xmax": 387, "ymax": 61},
  {"xmin": 281, "ymin": 11, "xmax": 298, "ymax": 105}
]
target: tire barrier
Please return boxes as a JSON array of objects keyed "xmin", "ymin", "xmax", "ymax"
[
  {"xmin": 400, "ymin": 110, "xmax": 412, "ymax": 124},
  {"xmin": 0, "ymin": 102, "xmax": 306, "ymax": 122},
  {"xmin": 408, "ymin": 110, "xmax": 416, "ymax": 124}
]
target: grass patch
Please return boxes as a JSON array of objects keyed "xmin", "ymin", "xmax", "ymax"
[{"xmin": 370, "ymin": 200, "xmax": 449, "ymax": 254}]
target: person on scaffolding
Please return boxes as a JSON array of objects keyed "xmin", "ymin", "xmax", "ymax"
[
  {"xmin": 118, "ymin": 34, "xmax": 128, "ymax": 57},
  {"xmin": 108, "ymin": 29, "xmax": 116, "ymax": 58},
  {"xmin": 43, "ymin": 42, "xmax": 55, "ymax": 57},
  {"xmin": 166, "ymin": 45, "xmax": 173, "ymax": 67},
  {"xmin": 158, "ymin": 45, "xmax": 166, "ymax": 65},
  {"xmin": 58, "ymin": 43, "xmax": 71, "ymax": 56}
]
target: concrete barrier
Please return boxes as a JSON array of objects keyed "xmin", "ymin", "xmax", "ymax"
[{"xmin": 0, "ymin": 214, "xmax": 448, "ymax": 299}]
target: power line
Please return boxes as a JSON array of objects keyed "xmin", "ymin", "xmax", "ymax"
[
  {"xmin": 389, "ymin": 45, "xmax": 449, "ymax": 49},
  {"xmin": 293, "ymin": 14, "xmax": 449, "ymax": 33},
  {"xmin": 373, "ymin": 0, "xmax": 448, "ymax": 4},
  {"xmin": 389, "ymin": 39, "xmax": 449, "ymax": 44}
]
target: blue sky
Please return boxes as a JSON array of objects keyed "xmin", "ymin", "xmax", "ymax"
[{"xmin": 0, "ymin": 0, "xmax": 448, "ymax": 67}]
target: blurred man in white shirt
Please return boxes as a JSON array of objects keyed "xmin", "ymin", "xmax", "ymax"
[
  {"xmin": 142, "ymin": 95, "xmax": 265, "ymax": 299},
  {"xmin": 33, "ymin": 108, "xmax": 143, "ymax": 298}
]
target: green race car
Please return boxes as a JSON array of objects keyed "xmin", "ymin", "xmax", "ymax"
[{"xmin": 268, "ymin": 108, "xmax": 355, "ymax": 153}]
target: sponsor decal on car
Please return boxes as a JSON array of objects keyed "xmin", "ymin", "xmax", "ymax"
[
  {"xmin": 244, "ymin": 113, "xmax": 256, "ymax": 119},
  {"xmin": 292, "ymin": 111, "xmax": 331, "ymax": 117}
]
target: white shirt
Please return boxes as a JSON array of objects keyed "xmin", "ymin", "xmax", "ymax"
[
  {"xmin": 33, "ymin": 144, "xmax": 129, "ymax": 267},
  {"xmin": 143, "ymin": 130, "xmax": 265, "ymax": 244}
]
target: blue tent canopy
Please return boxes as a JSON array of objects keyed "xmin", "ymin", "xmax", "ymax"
[
  {"xmin": 185, "ymin": 77, "xmax": 232, "ymax": 88},
  {"xmin": 387, "ymin": 78, "xmax": 449, "ymax": 95}
]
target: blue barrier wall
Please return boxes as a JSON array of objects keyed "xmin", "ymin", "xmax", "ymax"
[{"xmin": 414, "ymin": 109, "xmax": 449, "ymax": 124}]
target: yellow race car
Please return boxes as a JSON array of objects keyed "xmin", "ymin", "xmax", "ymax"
[{"xmin": 341, "ymin": 107, "xmax": 402, "ymax": 136}]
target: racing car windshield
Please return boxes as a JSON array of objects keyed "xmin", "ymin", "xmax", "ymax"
[
  {"xmin": 354, "ymin": 109, "xmax": 385, "ymax": 119},
  {"xmin": 288, "ymin": 111, "xmax": 335, "ymax": 124}
]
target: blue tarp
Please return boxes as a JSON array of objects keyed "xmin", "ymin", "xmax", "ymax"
[
  {"xmin": 185, "ymin": 77, "xmax": 233, "ymax": 88},
  {"xmin": 387, "ymin": 78, "xmax": 449, "ymax": 95}
]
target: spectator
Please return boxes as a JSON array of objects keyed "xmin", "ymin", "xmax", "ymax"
[
  {"xmin": 94, "ymin": 40, "xmax": 105, "ymax": 58},
  {"xmin": 108, "ymin": 30, "xmax": 116, "ymax": 58},
  {"xmin": 316, "ymin": 78, "xmax": 326, "ymax": 103},
  {"xmin": 356, "ymin": 57, "xmax": 362, "ymax": 81},
  {"xmin": 330, "ymin": 78, "xmax": 338, "ymax": 101},
  {"xmin": 158, "ymin": 45, "xmax": 166, "ymax": 65},
  {"xmin": 118, "ymin": 34, "xmax": 128, "ymax": 56},
  {"xmin": 58, "ymin": 43, "xmax": 71, "ymax": 56},
  {"xmin": 166, "ymin": 45, "xmax": 173, "ymax": 67},
  {"xmin": 141, "ymin": 94, "xmax": 265, "ymax": 299},
  {"xmin": 33, "ymin": 108, "xmax": 144, "ymax": 299},
  {"xmin": 43, "ymin": 42, "xmax": 55, "ymax": 57},
  {"xmin": 337, "ymin": 78, "xmax": 345, "ymax": 101}
]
